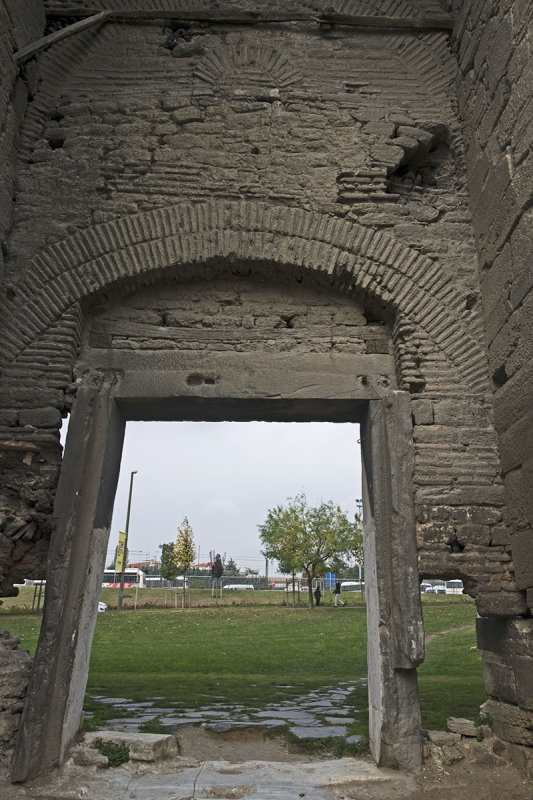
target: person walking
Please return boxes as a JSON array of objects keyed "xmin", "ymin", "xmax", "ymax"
[
  {"xmin": 314, "ymin": 584, "xmax": 321, "ymax": 606},
  {"xmin": 334, "ymin": 580, "xmax": 345, "ymax": 607}
]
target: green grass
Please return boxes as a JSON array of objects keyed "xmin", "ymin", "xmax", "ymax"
[
  {"xmin": 0, "ymin": 585, "xmax": 367, "ymax": 611},
  {"xmin": 1, "ymin": 594, "xmax": 483, "ymax": 743},
  {"xmin": 418, "ymin": 626, "xmax": 485, "ymax": 730}
]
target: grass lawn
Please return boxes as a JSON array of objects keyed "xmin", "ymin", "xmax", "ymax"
[
  {"xmin": 1, "ymin": 594, "xmax": 484, "ymax": 742},
  {"xmin": 0, "ymin": 585, "xmax": 368, "ymax": 611}
]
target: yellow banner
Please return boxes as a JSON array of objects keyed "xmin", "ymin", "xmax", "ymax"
[{"xmin": 115, "ymin": 531, "xmax": 127, "ymax": 573}]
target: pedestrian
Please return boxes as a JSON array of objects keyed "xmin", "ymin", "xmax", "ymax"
[
  {"xmin": 314, "ymin": 584, "xmax": 321, "ymax": 606},
  {"xmin": 334, "ymin": 580, "xmax": 345, "ymax": 607}
]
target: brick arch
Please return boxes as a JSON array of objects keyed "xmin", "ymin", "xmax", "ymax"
[{"xmin": 0, "ymin": 200, "xmax": 488, "ymax": 393}]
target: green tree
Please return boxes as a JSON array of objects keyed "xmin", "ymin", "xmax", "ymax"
[
  {"xmin": 174, "ymin": 518, "xmax": 195, "ymax": 607},
  {"xmin": 210, "ymin": 551, "xmax": 225, "ymax": 598},
  {"xmin": 143, "ymin": 562, "xmax": 161, "ymax": 577},
  {"xmin": 159, "ymin": 542, "xmax": 179, "ymax": 582},
  {"xmin": 211, "ymin": 553, "xmax": 225, "ymax": 579},
  {"xmin": 224, "ymin": 557, "xmax": 240, "ymax": 576},
  {"xmin": 259, "ymin": 492, "xmax": 361, "ymax": 608}
]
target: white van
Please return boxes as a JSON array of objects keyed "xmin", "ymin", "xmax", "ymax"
[
  {"xmin": 340, "ymin": 581, "xmax": 365, "ymax": 592},
  {"xmin": 223, "ymin": 584, "xmax": 254, "ymax": 590}
]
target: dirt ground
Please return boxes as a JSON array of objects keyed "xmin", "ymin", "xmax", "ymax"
[{"xmin": 177, "ymin": 724, "xmax": 312, "ymax": 762}]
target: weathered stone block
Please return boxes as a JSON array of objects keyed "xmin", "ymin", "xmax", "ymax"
[
  {"xmin": 510, "ymin": 531, "xmax": 533, "ymax": 590},
  {"xmin": 18, "ymin": 408, "xmax": 62, "ymax": 429},
  {"xmin": 459, "ymin": 739, "xmax": 507, "ymax": 768},
  {"xmin": 475, "ymin": 591, "xmax": 527, "ymax": 618},
  {"xmin": 485, "ymin": 699, "xmax": 533, "ymax": 747},
  {"xmin": 490, "ymin": 526, "xmax": 510, "ymax": 546},
  {"xmin": 482, "ymin": 651, "xmax": 518, "ymax": 706},
  {"xmin": 507, "ymin": 741, "xmax": 533, "ymax": 782},
  {"xmin": 447, "ymin": 717, "xmax": 478, "ymax": 737},
  {"xmin": 456, "ymin": 524, "xmax": 491, "ymax": 547},
  {"xmin": 71, "ymin": 745, "xmax": 108, "ymax": 768},
  {"xmin": 411, "ymin": 400, "xmax": 433, "ymax": 425},
  {"xmin": 84, "ymin": 731, "xmax": 178, "ymax": 762}
]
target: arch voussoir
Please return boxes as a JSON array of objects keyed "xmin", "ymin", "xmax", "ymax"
[{"xmin": 0, "ymin": 200, "xmax": 489, "ymax": 393}]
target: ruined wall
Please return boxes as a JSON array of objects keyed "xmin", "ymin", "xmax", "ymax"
[
  {"xmin": 0, "ymin": 1, "xmax": 44, "ymax": 281},
  {"xmin": 452, "ymin": 0, "xmax": 533, "ymax": 611},
  {"xmin": 0, "ymin": 1, "xmax": 519, "ymax": 620},
  {"xmin": 0, "ymin": 631, "xmax": 31, "ymax": 777},
  {"xmin": 451, "ymin": 0, "xmax": 533, "ymax": 769},
  {"xmin": 0, "ymin": 0, "xmax": 530, "ymax": 774}
]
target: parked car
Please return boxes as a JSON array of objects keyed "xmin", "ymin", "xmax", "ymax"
[{"xmin": 98, "ymin": 601, "xmax": 107, "ymax": 612}]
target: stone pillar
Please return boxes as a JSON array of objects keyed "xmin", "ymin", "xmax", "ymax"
[
  {"xmin": 361, "ymin": 392, "xmax": 424, "ymax": 771},
  {"xmin": 11, "ymin": 378, "xmax": 125, "ymax": 782}
]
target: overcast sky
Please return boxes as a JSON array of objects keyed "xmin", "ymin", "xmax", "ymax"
[{"xmin": 104, "ymin": 422, "xmax": 362, "ymax": 574}]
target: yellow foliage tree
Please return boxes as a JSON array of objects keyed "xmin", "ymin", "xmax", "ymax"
[{"xmin": 174, "ymin": 517, "xmax": 195, "ymax": 607}]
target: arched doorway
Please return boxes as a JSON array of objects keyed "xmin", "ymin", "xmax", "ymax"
[{"xmin": 12, "ymin": 267, "xmax": 424, "ymax": 780}]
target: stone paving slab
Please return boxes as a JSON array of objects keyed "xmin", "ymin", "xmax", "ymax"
[
  {"xmin": 8, "ymin": 758, "xmax": 410, "ymax": 800},
  {"xmin": 205, "ymin": 720, "xmax": 285, "ymax": 733},
  {"xmin": 253, "ymin": 710, "xmax": 317, "ymax": 724},
  {"xmin": 289, "ymin": 725, "xmax": 347, "ymax": 739}
]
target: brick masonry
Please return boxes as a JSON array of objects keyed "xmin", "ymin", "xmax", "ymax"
[
  {"xmin": 0, "ymin": 0, "xmax": 531, "ymax": 769},
  {"xmin": 451, "ymin": 0, "xmax": 533, "ymax": 763}
]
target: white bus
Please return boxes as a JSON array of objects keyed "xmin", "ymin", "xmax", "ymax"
[
  {"xmin": 102, "ymin": 568, "xmax": 145, "ymax": 588},
  {"xmin": 340, "ymin": 581, "xmax": 365, "ymax": 592},
  {"xmin": 445, "ymin": 579, "xmax": 464, "ymax": 594}
]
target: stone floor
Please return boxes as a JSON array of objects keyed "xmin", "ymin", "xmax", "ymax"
[
  {"xmin": 88, "ymin": 681, "xmax": 365, "ymax": 743},
  {"xmin": 3, "ymin": 755, "xmax": 416, "ymax": 800}
]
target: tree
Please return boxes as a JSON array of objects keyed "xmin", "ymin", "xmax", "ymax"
[
  {"xmin": 224, "ymin": 557, "xmax": 240, "ymax": 576},
  {"xmin": 211, "ymin": 553, "xmax": 225, "ymax": 579},
  {"xmin": 259, "ymin": 492, "xmax": 361, "ymax": 608},
  {"xmin": 159, "ymin": 542, "xmax": 178, "ymax": 582},
  {"xmin": 210, "ymin": 551, "xmax": 225, "ymax": 598},
  {"xmin": 174, "ymin": 517, "xmax": 195, "ymax": 607},
  {"xmin": 143, "ymin": 562, "xmax": 161, "ymax": 577}
]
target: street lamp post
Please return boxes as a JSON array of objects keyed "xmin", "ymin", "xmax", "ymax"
[
  {"xmin": 118, "ymin": 470, "xmax": 137, "ymax": 611},
  {"xmin": 355, "ymin": 497, "xmax": 363, "ymax": 597}
]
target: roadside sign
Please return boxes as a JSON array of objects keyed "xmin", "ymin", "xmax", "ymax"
[
  {"xmin": 115, "ymin": 531, "xmax": 127, "ymax": 573},
  {"xmin": 325, "ymin": 572, "xmax": 335, "ymax": 589}
]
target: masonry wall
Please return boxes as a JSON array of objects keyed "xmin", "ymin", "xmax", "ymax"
[
  {"xmin": 0, "ymin": 0, "xmax": 44, "ymax": 279},
  {"xmin": 451, "ymin": 0, "xmax": 533, "ymax": 770},
  {"xmin": 0, "ymin": 0, "xmax": 531, "ymax": 767},
  {"xmin": 1, "ymin": 0, "xmax": 518, "ymax": 618}
]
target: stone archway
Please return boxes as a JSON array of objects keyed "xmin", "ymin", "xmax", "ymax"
[
  {"xmin": 9, "ymin": 258, "xmax": 426, "ymax": 781},
  {"xmin": 0, "ymin": 200, "xmax": 488, "ymax": 390},
  {"xmin": 2, "ymin": 201, "xmax": 507, "ymax": 781}
]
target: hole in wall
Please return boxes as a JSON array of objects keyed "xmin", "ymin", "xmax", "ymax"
[{"xmin": 492, "ymin": 364, "xmax": 508, "ymax": 389}]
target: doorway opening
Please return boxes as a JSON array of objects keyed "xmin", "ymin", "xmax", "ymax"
[
  {"xmin": 88, "ymin": 419, "xmax": 368, "ymax": 746},
  {"xmin": 13, "ymin": 389, "xmax": 426, "ymax": 780}
]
